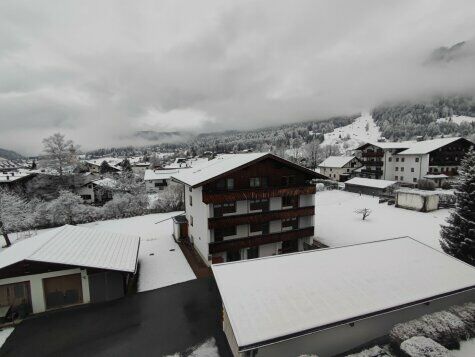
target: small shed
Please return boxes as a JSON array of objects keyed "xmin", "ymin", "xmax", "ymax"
[
  {"xmin": 344, "ymin": 177, "xmax": 397, "ymax": 196},
  {"xmin": 0, "ymin": 225, "xmax": 140, "ymax": 316},
  {"xmin": 212, "ymin": 238, "xmax": 475, "ymax": 357},
  {"xmin": 423, "ymin": 174, "xmax": 449, "ymax": 188},
  {"xmin": 396, "ymin": 188, "xmax": 440, "ymax": 212}
]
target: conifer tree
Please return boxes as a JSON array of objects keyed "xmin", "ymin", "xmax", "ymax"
[{"xmin": 440, "ymin": 150, "xmax": 475, "ymax": 265}]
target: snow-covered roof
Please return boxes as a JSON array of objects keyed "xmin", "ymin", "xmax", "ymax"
[
  {"xmin": 92, "ymin": 177, "xmax": 117, "ymax": 189},
  {"xmin": 0, "ymin": 171, "xmax": 33, "ymax": 183},
  {"xmin": 396, "ymin": 188, "xmax": 455, "ymax": 197},
  {"xmin": 357, "ymin": 141, "xmax": 412, "ymax": 150},
  {"xmin": 212, "ymin": 238, "xmax": 475, "ymax": 350},
  {"xmin": 318, "ymin": 156, "xmax": 356, "ymax": 168},
  {"xmin": 0, "ymin": 225, "xmax": 140, "ymax": 273},
  {"xmin": 171, "ymin": 153, "xmax": 268, "ymax": 187},
  {"xmin": 85, "ymin": 158, "xmax": 122, "ymax": 170},
  {"xmin": 345, "ymin": 177, "xmax": 396, "ymax": 189},
  {"xmin": 398, "ymin": 137, "xmax": 463, "ymax": 155},
  {"xmin": 144, "ymin": 169, "xmax": 181, "ymax": 181},
  {"xmin": 424, "ymin": 174, "xmax": 449, "ymax": 179}
]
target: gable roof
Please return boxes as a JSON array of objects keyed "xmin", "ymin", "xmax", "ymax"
[
  {"xmin": 144, "ymin": 169, "xmax": 181, "ymax": 181},
  {"xmin": 397, "ymin": 137, "xmax": 467, "ymax": 155},
  {"xmin": 212, "ymin": 237, "xmax": 475, "ymax": 351},
  {"xmin": 318, "ymin": 156, "xmax": 356, "ymax": 168},
  {"xmin": 171, "ymin": 153, "xmax": 323, "ymax": 187},
  {"xmin": 0, "ymin": 225, "xmax": 140, "ymax": 273}
]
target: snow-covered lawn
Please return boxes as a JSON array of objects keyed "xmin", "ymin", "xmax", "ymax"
[
  {"xmin": 0, "ymin": 328, "xmax": 14, "ymax": 349},
  {"xmin": 315, "ymin": 190, "xmax": 449, "ymax": 250},
  {"xmin": 453, "ymin": 338, "xmax": 475, "ymax": 356},
  {"xmin": 82, "ymin": 212, "xmax": 196, "ymax": 292}
]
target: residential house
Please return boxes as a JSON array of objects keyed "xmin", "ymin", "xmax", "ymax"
[
  {"xmin": 76, "ymin": 177, "xmax": 118, "ymax": 204},
  {"xmin": 171, "ymin": 153, "xmax": 325, "ymax": 265},
  {"xmin": 355, "ymin": 137, "xmax": 473, "ymax": 185},
  {"xmin": 0, "ymin": 171, "xmax": 36, "ymax": 191},
  {"xmin": 0, "ymin": 225, "xmax": 139, "ymax": 316},
  {"xmin": 144, "ymin": 169, "xmax": 182, "ymax": 192},
  {"xmin": 317, "ymin": 156, "xmax": 362, "ymax": 182},
  {"xmin": 212, "ymin": 237, "xmax": 475, "ymax": 357},
  {"xmin": 84, "ymin": 158, "xmax": 122, "ymax": 174}
]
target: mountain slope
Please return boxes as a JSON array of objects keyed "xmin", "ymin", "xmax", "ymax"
[{"xmin": 0, "ymin": 148, "xmax": 23, "ymax": 160}]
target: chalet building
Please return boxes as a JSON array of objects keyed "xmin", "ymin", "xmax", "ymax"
[
  {"xmin": 0, "ymin": 159, "xmax": 19, "ymax": 172},
  {"xmin": 76, "ymin": 177, "xmax": 118, "ymax": 204},
  {"xmin": 317, "ymin": 156, "xmax": 362, "ymax": 182},
  {"xmin": 0, "ymin": 225, "xmax": 139, "ymax": 317},
  {"xmin": 355, "ymin": 137, "xmax": 473, "ymax": 185},
  {"xmin": 144, "ymin": 169, "xmax": 182, "ymax": 192},
  {"xmin": 171, "ymin": 153, "xmax": 324, "ymax": 265},
  {"xmin": 213, "ymin": 237, "xmax": 475, "ymax": 357}
]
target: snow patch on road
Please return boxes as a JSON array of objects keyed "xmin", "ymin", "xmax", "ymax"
[
  {"xmin": 0, "ymin": 328, "xmax": 14, "ymax": 349},
  {"xmin": 165, "ymin": 337, "xmax": 219, "ymax": 357}
]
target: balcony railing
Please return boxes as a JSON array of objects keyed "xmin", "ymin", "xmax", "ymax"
[
  {"xmin": 208, "ymin": 227, "xmax": 314, "ymax": 254},
  {"xmin": 361, "ymin": 152, "xmax": 384, "ymax": 158},
  {"xmin": 360, "ymin": 161, "xmax": 383, "ymax": 167},
  {"xmin": 202, "ymin": 185, "xmax": 316, "ymax": 204},
  {"xmin": 208, "ymin": 206, "xmax": 315, "ymax": 229}
]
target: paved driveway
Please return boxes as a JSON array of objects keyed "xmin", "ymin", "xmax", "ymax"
[{"xmin": 0, "ymin": 278, "xmax": 232, "ymax": 357}]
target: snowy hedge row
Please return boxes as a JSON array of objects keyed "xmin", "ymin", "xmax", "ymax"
[
  {"xmin": 389, "ymin": 309, "xmax": 471, "ymax": 349},
  {"xmin": 400, "ymin": 336, "xmax": 450, "ymax": 357}
]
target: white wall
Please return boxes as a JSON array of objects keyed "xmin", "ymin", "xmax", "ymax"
[
  {"xmin": 76, "ymin": 184, "xmax": 95, "ymax": 203},
  {"xmin": 384, "ymin": 153, "xmax": 429, "ymax": 184},
  {"xmin": 231, "ymin": 289, "xmax": 475, "ymax": 357},
  {"xmin": 185, "ymin": 185, "xmax": 211, "ymax": 263},
  {"xmin": 396, "ymin": 192, "xmax": 439, "ymax": 212},
  {"xmin": 0, "ymin": 268, "xmax": 90, "ymax": 314}
]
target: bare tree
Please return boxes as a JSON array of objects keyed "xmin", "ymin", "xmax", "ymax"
[
  {"xmin": 42, "ymin": 133, "xmax": 79, "ymax": 176},
  {"xmin": 302, "ymin": 140, "xmax": 320, "ymax": 170},
  {"xmin": 355, "ymin": 208, "xmax": 372, "ymax": 220}
]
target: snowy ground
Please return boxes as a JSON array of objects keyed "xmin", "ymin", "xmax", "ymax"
[
  {"xmin": 0, "ymin": 328, "xmax": 14, "ymax": 349},
  {"xmin": 165, "ymin": 337, "xmax": 219, "ymax": 357},
  {"xmin": 82, "ymin": 212, "xmax": 196, "ymax": 292},
  {"xmin": 436, "ymin": 115, "xmax": 475, "ymax": 125},
  {"xmin": 453, "ymin": 338, "xmax": 475, "ymax": 356},
  {"xmin": 315, "ymin": 190, "xmax": 449, "ymax": 250},
  {"xmin": 320, "ymin": 112, "xmax": 381, "ymax": 153}
]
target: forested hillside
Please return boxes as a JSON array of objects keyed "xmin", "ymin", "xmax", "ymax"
[{"xmin": 372, "ymin": 96, "xmax": 475, "ymax": 141}]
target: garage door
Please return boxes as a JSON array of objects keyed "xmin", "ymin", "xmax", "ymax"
[
  {"xmin": 43, "ymin": 274, "xmax": 83, "ymax": 310},
  {"xmin": 0, "ymin": 281, "xmax": 32, "ymax": 312}
]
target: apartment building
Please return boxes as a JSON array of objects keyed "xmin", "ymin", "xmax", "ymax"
[
  {"xmin": 171, "ymin": 153, "xmax": 324, "ymax": 265},
  {"xmin": 355, "ymin": 137, "xmax": 473, "ymax": 185},
  {"xmin": 317, "ymin": 156, "xmax": 362, "ymax": 182}
]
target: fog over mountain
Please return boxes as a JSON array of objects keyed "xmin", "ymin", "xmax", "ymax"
[{"xmin": 1, "ymin": 0, "xmax": 475, "ymax": 155}]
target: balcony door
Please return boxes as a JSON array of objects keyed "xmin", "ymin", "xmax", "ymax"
[{"xmin": 282, "ymin": 240, "xmax": 298, "ymax": 254}]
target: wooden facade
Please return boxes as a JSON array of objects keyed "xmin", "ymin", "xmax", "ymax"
[
  {"xmin": 208, "ymin": 227, "xmax": 314, "ymax": 254},
  {"xmin": 208, "ymin": 206, "xmax": 315, "ymax": 229}
]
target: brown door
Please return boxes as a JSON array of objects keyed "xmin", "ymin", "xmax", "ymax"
[
  {"xmin": 0, "ymin": 281, "xmax": 32, "ymax": 312},
  {"xmin": 180, "ymin": 222, "xmax": 188, "ymax": 239},
  {"xmin": 43, "ymin": 274, "xmax": 83, "ymax": 310}
]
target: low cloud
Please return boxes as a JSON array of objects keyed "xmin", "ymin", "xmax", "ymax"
[{"xmin": 1, "ymin": 0, "xmax": 475, "ymax": 155}]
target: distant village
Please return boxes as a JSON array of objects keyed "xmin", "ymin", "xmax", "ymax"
[{"xmin": 0, "ymin": 132, "xmax": 474, "ymax": 357}]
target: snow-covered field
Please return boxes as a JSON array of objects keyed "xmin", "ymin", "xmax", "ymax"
[
  {"xmin": 320, "ymin": 112, "xmax": 381, "ymax": 153},
  {"xmin": 436, "ymin": 115, "xmax": 475, "ymax": 125},
  {"xmin": 315, "ymin": 190, "xmax": 449, "ymax": 250},
  {"xmin": 0, "ymin": 328, "xmax": 14, "ymax": 349},
  {"xmin": 82, "ymin": 212, "xmax": 196, "ymax": 292},
  {"xmin": 453, "ymin": 338, "xmax": 475, "ymax": 356}
]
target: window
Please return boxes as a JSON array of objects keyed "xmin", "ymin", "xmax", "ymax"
[
  {"xmin": 401, "ymin": 158, "xmax": 405, "ymax": 162},
  {"xmin": 282, "ymin": 217, "xmax": 298, "ymax": 230},
  {"xmin": 415, "ymin": 157, "xmax": 420, "ymax": 162},
  {"xmin": 215, "ymin": 226, "xmax": 237, "ymax": 241},
  {"xmin": 395, "ymin": 167, "xmax": 399, "ymax": 171},
  {"xmin": 411, "ymin": 168, "xmax": 415, "ymax": 172},
  {"xmin": 190, "ymin": 216, "xmax": 193, "ymax": 226},
  {"xmin": 395, "ymin": 176, "xmax": 398, "ymax": 180},
  {"xmin": 250, "ymin": 222, "xmax": 269, "ymax": 234},
  {"xmin": 281, "ymin": 175, "xmax": 296, "ymax": 186},
  {"xmin": 226, "ymin": 250, "xmax": 241, "ymax": 262},
  {"xmin": 413, "ymin": 178, "xmax": 417, "ymax": 183},
  {"xmin": 400, "ymin": 167, "xmax": 404, "ymax": 172},
  {"xmin": 226, "ymin": 178, "xmax": 234, "ymax": 190},
  {"xmin": 388, "ymin": 157, "xmax": 392, "ymax": 162},
  {"xmin": 189, "ymin": 195, "xmax": 192, "ymax": 206},
  {"xmin": 189, "ymin": 186, "xmax": 192, "ymax": 192},
  {"xmin": 249, "ymin": 199, "xmax": 269, "ymax": 211},
  {"xmin": 249, "ymin": 177, "xmax": 261, "ymax": 188},
  {"xmin": 217, "ymin": 179, "xmax": 225, "ymax": 190},
  {"xmin": 214, "ymin": 202, "xmax": 236, "ymax": 217},
  {"xmin": 400, "ymin": 176, "xmax": 404, "ymax": 181},
  {"xmin": 282, "ymin": 196, "xmax": 298, "ymax": 208},
  {"xmin": 247, "ymin": 247, "xmax": 259, "ymax": 260},
  {"xmin": 396, "ymin": 158, "xmax": 399, "ymax": 162}
]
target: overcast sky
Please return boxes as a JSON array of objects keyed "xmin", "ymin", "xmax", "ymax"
[{"xmin": 1, "ymin": 0, "xmax": 475, "ymax": 155}]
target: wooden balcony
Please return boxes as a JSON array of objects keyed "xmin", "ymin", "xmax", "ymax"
[
  {"xmin": 202, "ymin": 185, "xmax": 316, "ymax": 204},
  {"xmin": 361, "ymin": 152, "xmax": 384, "ymax": 158},
  {"xmin": 361, "ymin": 160, "xmax": 383, "ymax": 167},
  {"xmin": 208, "ymin": 206, "xmax": 315, "ymax": 229},
  {"xmin": 208, "ymin": 227, "xmax": 314, "ymax": 254}
]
